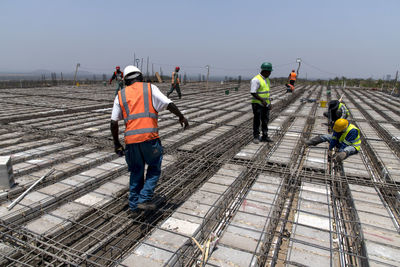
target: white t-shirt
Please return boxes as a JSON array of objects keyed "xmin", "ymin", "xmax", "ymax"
[
  {"xmin": 250, "ymin": 74, "xmax": 269, "ymax": 93},
  {"xmin": 111, "ymin": 84, "xmax": 172, "ymax": 121}
]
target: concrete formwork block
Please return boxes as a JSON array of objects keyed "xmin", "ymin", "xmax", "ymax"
[
  {"xmin": 75, "ymin": 192, "xmax": 111, "ymax": 207},
  {"xmin": 230, "ymin": 211, "xmax": 267, "ymax": 231},
  {"xmin": 25, "ymin": 214, "xmax": 65, "ymax": 235},
  {"xmin": 161, "ymin": 217, "xmax": 199, "ymax": 236},
  {"xmin": 122, "ymin": 244, "xmax": 174, "ymax": 267},
  {"xmin": 145, "ymin": 228, "xmax": 189, "ymax": 252},
  {"xmin": 37, "ymin": 182, "xmax": 72, "ymax": 197},
  {"xmin": 94, "ymin": 182, "xmax": 126, "ymax": 197},
  {"xmin": 219, "ymin": 225, "xmax": 263, "ymax": 252},
  {"xmin": 238, "ymin": 199, "xmax": 272, "ymax": 216},
  {"xmin": 201, "ymin": 182, "xmax": 228, "ymax": 194},
  {"xmin": 207, "ymin": 174, "xmax": 236, "ymax": 186},
  {"xmin": 61, "ymin": 174, "xmax": 95, "ymax": 189},
  {"xmin": 174, "ymin": 200, "xmax": 213, "ymax": 221},
  {"xmin": 296, "ymin": 211, "xmax": 330, "ymax": 231},
  {"xmin": 206, "ymin": 245, "xmax": 255, "ymax": 267},
  {"xmin": 366, "ymin": 241, "xmax": 400, "ymax": 267},
  {"xmin": 50, "ymin": 201, "xmax": 88, "ymax": 221},
  {"xmin": 0, "ymin": 156, "xmax": 14, "ymax": 189},
  {"xmin": 246, "ymin": 191, "xmax": 279, "ymax": 204}
]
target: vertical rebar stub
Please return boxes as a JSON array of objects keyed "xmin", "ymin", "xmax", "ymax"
[{"xmin": 0, "ymin": 156, "xmax": 15, "ymax": 190}]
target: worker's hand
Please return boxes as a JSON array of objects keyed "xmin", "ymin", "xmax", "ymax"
[
  {"xmin": 114, "ymin": 144, "xmax": 125, "ymax": 157},
  {"xmin": 261, "ymin": 100, "xmax": 267, "ymax": 107},
  {"xmin": 333, "ymin": 151, "xmax": 347, "ymax": 163},
  {"xmin": 179, "ymin": 116, "xmax": 189, "ymax": 130},
  {"xmin": 267, "ymin": 104, "xmax": 272, "ymax": 110},
  {"xmin": 328, "ymin": 150, "xmax": 333, "ymax": 161}
]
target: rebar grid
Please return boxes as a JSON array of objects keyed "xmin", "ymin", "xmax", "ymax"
[{"xmin": 1, "ymin": 84, "xmax": 399, "ymax": 266}]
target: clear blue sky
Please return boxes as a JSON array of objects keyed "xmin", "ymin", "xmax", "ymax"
[{"xmin": 1, "ymin": 0, "xmax": 399, "ymax": 79}]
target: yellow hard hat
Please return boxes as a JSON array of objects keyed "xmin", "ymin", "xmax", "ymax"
[{"xmin": 333, "ymin": 118, "xmax": 349, "ymax": 132}]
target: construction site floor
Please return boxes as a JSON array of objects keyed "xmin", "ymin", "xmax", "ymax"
[{"xmin": 0, "ymin": 82, "xmax": 399, "ymax": 266}]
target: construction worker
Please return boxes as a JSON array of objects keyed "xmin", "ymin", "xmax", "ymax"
[
  {"xmin": 304, "ymin": 119, "xmax": 361, "ymax": 163},
  {"xmin": 109, "ymin": 66, "xmax": 124, "ymax": 96},
  {"xmin": 285, "ymin": 83, "xmax": 294, "ymax": 93},
  {"xmin": 167, "ymin": 66, "xmax": 181, "ymax": 99},
  {"xmin": 324, "ymin": 100, "xmax": 350, "ymax": 127},
  {"xmin": 251, "ymin": 62, "xmax": 273, "ymax": 144},
  {"xmin": 288, "ymin": 69, "xmax": 297, "ymax": 86},
  {"xmin": 110, "ymin": 65, "xmax": 189, "ymax": 214}
]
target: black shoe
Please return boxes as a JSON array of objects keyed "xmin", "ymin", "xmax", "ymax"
[
  {"xmin": 137, "ymin": 201, "xmax": 157, "ymax": 210},
  {"xmin": 128, "ymin": 209, "xmax": 140, "ymax": 218},
  {"xmin": 261, "ymin": 136, "xmax": 273, "ymax": 143},
  {"xmin": 252, "ymin": 137, "xmax": 260, "ymax": 144}
]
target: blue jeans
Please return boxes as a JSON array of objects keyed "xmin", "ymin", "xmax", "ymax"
[
  {"xmin": 320, "ymin": 134, "xmax": 358, "ymax": 156},
  {"xmin": 125, "ymin": 138, "xmax": 163, "ymax": 211}
]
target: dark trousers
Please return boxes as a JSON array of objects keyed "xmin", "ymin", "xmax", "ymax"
[
  {"xmin": 252, "ymin": 103, "xmax": 269, "ymax": 138},
  {"xmin": 289, "ymin": 80, "xmax": 295, "ymax": 86},
  {"xmin": 167, "ymin": 84, "xmax": 181, "ymax": 99}
]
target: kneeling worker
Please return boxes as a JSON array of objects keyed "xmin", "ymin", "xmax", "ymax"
[
  {"xmin": 304, "ymin": 119, "xmax": 361, "ymax": 163},
  {"xmin": 110, "ymin": 65, "xmax": 189, "ymax": 214},
  {"xmin": 324, "ymin": 100, "xmax": 350, "ymax": 127}
]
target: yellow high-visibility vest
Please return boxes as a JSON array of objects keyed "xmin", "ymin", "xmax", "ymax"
[{"xmin": 251, "ymin": 74, "xmax": 270, "ymax": 105}]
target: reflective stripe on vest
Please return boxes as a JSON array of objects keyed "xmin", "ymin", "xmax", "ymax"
[
  {"xmin": 118, "ymin": 82, "xmax": 159, "ymax": 144},
  {"xmin": 251, "ymin": 74, "xmax": 270, "ymax": 105},
  {"xmin": 338, "ymin": 103, "xmax": 350, "ymax": 117},
  {"xmin": 289, "ymin": 72, "xmax": 297, "ymax": 81},
  {"xmin": 338, "ymin": 124, "xmax": 361, "ymax": 151}
]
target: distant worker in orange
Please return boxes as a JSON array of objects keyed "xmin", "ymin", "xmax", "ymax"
[
  {"xmin": 167, "ymin": 66, "xmax": 182, "ymax": 99},
  {"xmin": 110, "ymin": 66, "xmax": 124, "ymax": 96},
  {"xmin": 285, "ymin": 83, "xmax": 295, "ymax": 93},
  {"xmin": 288, "ymin": 69, "xmax": 297, "ymax": 87}
]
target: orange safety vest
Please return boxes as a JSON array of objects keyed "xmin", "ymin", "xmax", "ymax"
[
  {"xmin": 289, "ymin": 72, "xmax": 297, "ymax": 81},
  {"xmin": 171, "ymin": 72, "xmax": 180, "ymax": 85},
  {"xmin": 118, "ymin": 82, "xmax": 159, "ymax": 144},
  {"xmin": 114, "ymin": 71, "xmax": 124, "ymax": 81}
]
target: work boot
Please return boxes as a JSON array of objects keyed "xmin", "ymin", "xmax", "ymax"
[
  {"xmin": 333, "ymin": 151, "xmax": 347, "ymax": 163},
  {"xmin": 128, "ymin": 209, "xmax": 140, "ymax": 219},
  {"xmin": 303, "ymin": 136, "xmax": 323, "ymax": 147},
  {"xmin": 253, "ymin": 137, "xmax": 260, "ymax": 144},
  {"xmin": 261, "ymin": 136, "xmax": 273, "ymax": 143},
  {"xmin": 137, "ymin": 201, "xmax": 157, "ymax": 210}
]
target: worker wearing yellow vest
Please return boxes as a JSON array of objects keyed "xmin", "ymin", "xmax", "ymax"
[
  {"xmin": 250, "ymin": 62, "xmax": 273, "ymax": 144},
  {"xmin": 167, "ymin": 66, "xmax": 182, "ymax": 99},
  {"xmin": 323, "ymin": 100, "xmax": 350, "ymax": 128},
  {"xmin": 110, "ymin": 65, "xmax": 189, "ymax": 214},
  {"xmin": 304, "ymin": 119, "xmax": 361, "ymax": 163},
  {"xmin": 288, "ymin": 69, "xmax": 297, "ymax": 86}
]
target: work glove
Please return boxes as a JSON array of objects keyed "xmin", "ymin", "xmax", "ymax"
[
  {"xmin": 114, "ymin": 144, "xmax": 125, "ymax": 157},
  {"xmin": 333, "ymin": 151, "xmax": 347, "ymax": 163},
  {"xmin": 267, "ymin": 104, "xmax": 271, "ymax": 110}
]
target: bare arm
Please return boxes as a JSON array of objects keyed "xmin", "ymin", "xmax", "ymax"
[{"xmin": 110, "ymin": 120, "xmax": 124, "ymax": 156}]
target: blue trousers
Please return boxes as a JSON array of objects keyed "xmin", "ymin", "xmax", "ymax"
[
  {"xmin": 320, "ymin": 134, "xmax": 358, "ymax": 156},
  {"xmin": 125, "ymin": 138, "xmax": 163, "ymax": 211}
]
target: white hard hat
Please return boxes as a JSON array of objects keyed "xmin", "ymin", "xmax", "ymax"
[{"xmin": 123, "ymin": 65, "xmax": 142, "ymax": 80}]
